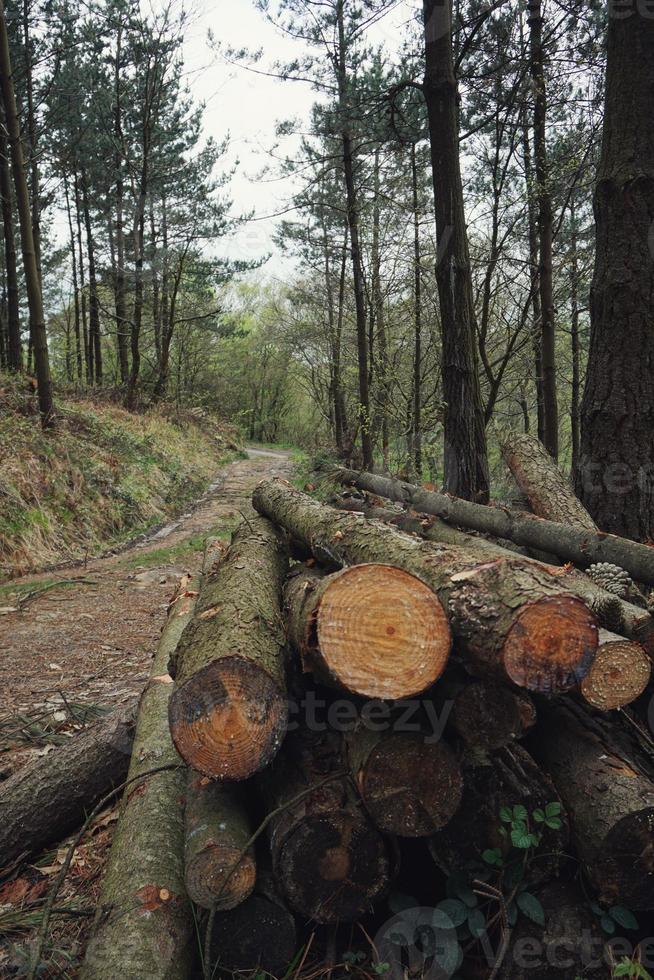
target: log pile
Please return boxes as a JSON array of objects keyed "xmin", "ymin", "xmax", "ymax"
[{"xmin": 13, "ymin": 441, "xmax": 654, "ymax": 979}]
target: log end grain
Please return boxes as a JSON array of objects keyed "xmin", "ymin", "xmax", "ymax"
[
  {"xmin": 209, "ymin": 892, "xmax": 297, "ymax": 977},
  {"xmin": 277, "ymin": 809, "xmax": 390, "ymax": 923},
  {"xmin": 597, "ymin": 808, "xmax": 654, "ymax": 909},
  {"xmin": 502, "ymin": 594, "xmax": 598, "ymax": 692},
  {"xmin": 356, "ymin": 732, "xmax": 463, "ymax": 837},
  {"xmin": 451, "ymin": 680, "xmax": 537, "ymax": 749},
  {"xmin": 169, "ymin": 655, "xmax": 287, "ymax": 780},
  {"xmin": 580, "ymin": 633, "xmax": 651, "ymax": 710},
  {"xmin": 314, "ymin": 563, "xmax": 451, "ymax": 699},
  {"xmin": 185, "ymin": 843, "xmax": 256, "ymax": 911}
]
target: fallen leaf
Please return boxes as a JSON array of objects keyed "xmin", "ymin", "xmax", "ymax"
[{"xmin": 199, "ymin": 605, "xmax": 221, "ymax": 620}]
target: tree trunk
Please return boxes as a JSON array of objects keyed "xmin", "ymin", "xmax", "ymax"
[
  {"xmin": 422, "ymin": 0, "xmax": 489, "ymax": 502},
  {"xmin": 113, "ymin": 25, "xmax": 130, "ymax": 384},
  {"xmin": 74, "ymin": 172, "xmax": 90, "ymax": 383},
  {"xmin": 0, "ymin": 0, "xmax": 53, "ymax": 426},
  {"xmin": 0, "ymin": 109, "xmax": 21, "ymax": 372},
  {"xmin": 335, "ymin": 466, "xmax": 654, "ymax": 586},
  {"xmin": 371, "ymin": 148, "xmax": 389, "ymax": 468},
  {"xmin": 284, "ymin": 562, "xmax": 450, "ymax": 699},
  {"xmin": 569, "ymin": 194, "xmax": 581, "ymax": 475},
  {"xmin": 64, "ymin": 174, "xmax": 83, "ymax": 380},
  {"xmin": 528, "ymin": 0, "xmax": 558, "ymax": 458},
  {"xmin": 81, "ymin": 575, "xmax": 199, "ymax": 980},
  {"xmin": 261, "ymin": 729, "xmax": 391, "ymax": 923},
  {"xmin": 579, "ymin": 628, "xmax": 651, "ymax": 711},
  {"xmin": 0, "ymin": 702, "xmax": 136, "ymax": 867},
  {"xmin": 336, "ymin": 2, "xmax": 372, "ymax": 470},
  {"xmin": 577, "ymin": 5, "xmax": 654, "ymax": 541},
  {"xmin": 429, "ymin": 743, "xmax": 568, "ymax": 885},
  {"xmin": 500, "ymin": 431, "xmax": 596, "ymax": 530},
  {"xmin": 348, "ymin": 726, "xmax": 462, "ymax": 837},
  {"xmin": 411, "ymin": 143, "xmax": 423, "ymax": 478},
  {"xmin": 522, "ymin": 106, "xmax": 545, "ymax": 442},
  {"xmin": 184, "ymin": 771, "xmax": 255, "ymax": 910},
  {"xmin": 208, "ymin": 871, "xmax": 297, "ymax": 977},
  {"xmin": 168, "ymin": 517, "xmax": 288, "ymax": 780},
  {"xmin": 81, "ymin": 170, "xmax": 102, "ymax": 384},
  {"xmin": 332, "ymin": 492, "xmax": 654, "ymax": 657},
  {"xmin": 253, "ymin": 480, "xmax": 598, "ymax": 693},
  {"xmin": 531, "ymin": 698, "xmax": 654, "ymax": 909}
]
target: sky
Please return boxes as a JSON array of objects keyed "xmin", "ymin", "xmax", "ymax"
[{"xmin": 179, "ymin": 0, "xmax": 418, "ymax": 280}]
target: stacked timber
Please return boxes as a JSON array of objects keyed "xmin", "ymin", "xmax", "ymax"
[{"xmin": 16, "ymin": 447, "xmax": 654, "ymax": 979}]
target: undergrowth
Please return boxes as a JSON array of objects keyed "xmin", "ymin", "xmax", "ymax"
[{"xmin": 0, "ymin": 376, "xmax": 239, "ymax": 578}]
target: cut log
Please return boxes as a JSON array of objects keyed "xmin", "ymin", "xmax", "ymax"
[
  {"xmin": 500, "ymin": 430, "xmax": 598, "ymax": 530},
  {"xmin": 82, "ymin": 574, "xmax": 200, "ymax": 980},
  {"xmin": 334, "ymin": 466, "xmax": 654, "ymax": 585},
  {"xmin": 497, "ymin": 881, "xmax": 609, "ymax": 980},
  {"xmin": 580, "ymin": 629, "xmax": 651, "ymax": 710},
  {"xmin": 450, "ymin": 680, "xmax": 537, "ymax": 750},
  {"xmin": 530, "ymin": 698, "xmax": 654, "ymax": 909},
  {"xmin": 208, "ymin": 871, "xmax": 297, "ymax": 978},
  {"xmin": 284, "ymin": 562, "xmax": 451, "ymax": 698},
  {"xmin": 168, "ymin": 516, "xmax": 288, "ymax": 780},
  {"xmin": 428, "ymin": 743, "xmax": 569, "ymax": 885},
  {"xmin": 262, "ymin": 730, "xmax": 392, "ymax": 923},
  {"xmin": 333, "ymin": 495, "xmax": 654, "ymax": 658},
  {"xmin": 0, "ymin": 701, "xmax": 136, "ymax": 867},
  {"xmin": 347, "ymin": 727, "xmax": 463, "ymax": 837},
  {"xmin": 184, "ymin": 771, "xmax": 255, "ymax": 910},
  {"xmin": 253, "ymin": 479, "xmax": 598, "ymax": 693}
]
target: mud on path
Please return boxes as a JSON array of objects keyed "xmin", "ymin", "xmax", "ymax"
[{"xmin": 0, "ymin": 447, "xmax": 293, "ymax": 750}]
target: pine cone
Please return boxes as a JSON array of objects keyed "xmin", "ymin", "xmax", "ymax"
[{"xmin": 586, "ymin": 562, "xmax": 633, "ymax": 599}]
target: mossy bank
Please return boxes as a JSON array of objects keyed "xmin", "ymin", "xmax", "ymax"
[{"xmin": 0, "ymin": 378, "xmax": 241, "ymax": 578}]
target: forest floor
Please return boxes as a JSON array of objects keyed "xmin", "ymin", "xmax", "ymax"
[{"xmin": 0, "ymin": 446, "xmax": 294, "ymax": 976}]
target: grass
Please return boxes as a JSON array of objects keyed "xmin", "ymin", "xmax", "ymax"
[
  {"xmin": 119, "ymin": 521, "xmax": 239, "ymax": 570},
  {"xmin": 0, "ymin": 376, "xmax": 240, "ymax": 579}
]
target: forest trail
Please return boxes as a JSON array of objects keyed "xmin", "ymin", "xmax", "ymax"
[{"xmin": 0, "ymin": 448, "xmax": 294, "ymax": 744}]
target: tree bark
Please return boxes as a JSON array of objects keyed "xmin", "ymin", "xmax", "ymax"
[
  {"xmin": 422, "ymin": 0, "xmax": 489, "ymax": 502},
  {"xmin": 531, "ymin": 698, "xmax": 654, "ymax": 909},
  {"xmin": 81, "ymin": 170, "xmax": 102, "ymax": 384},
  {"xmin": 81, "ymin": 575, "xmax": 199, "ymax": 980},
  {"xmin": 577, "ymin": 3, "xmax": 654, "ymax": 540},
  {"xmin": 429, "ymin": 743, "xmax": 569, "ymax": 885},
  {"xmin": 521, "ymin": 103, "xmax": 545, "ymax": 442},
  {"xmin": 0, "ymin": 702, "xmax": 136, "ymax": 867},
  {"xmin": 113, "ymin": 24, "xmax": 129, "ymax": 384},
  {"xmin": 411, "ymin": 143, "xmax": 423, "ymax": 478},
  {"xmin": 348, "ymin": 726, "xmax": 462, "ymax": 837},
  {"xmin": 261, "ymin": 729, "xmax": 391, "ymax": 923},
  {"xmin": 331, "ymin": 492, "xmax": 654, "ymax": 657},
  {"xmin": 184, "ymin": 771, "xmax": 255, "ymax": 910},
  {"xmin": 579, "ymin": 629, "xmax": 650, "ymax": 711},
  {"xmin": 284, "ymin": 562, "xmax": 450, "ymax": 699},
  {"xmin": 64, "ymin": 174, "xmax": 83, "ymax": 380},
  {"xmin": 528, "ymin": 0, "xmax": 558, "ymax": 458},
  {"xmin": 334, "ymin": 467, "xmax": 654, "ymax": 586},
  {"xmin": 208, "ymin": 871, "xmax": 297, "ymax": 977},
  {"xmin": 0, "ymin": 107, "xmax": 21, "ymax": 372},
  {"xmin": 500, "ymin": 431, "xmax": 596, "ymax": 530},
  {"xmin": 168, "ymin": 517, "xmax": 288, "ymax": 780},
  {"xmin": 253, "ymin": 480, "xmax": 598, "ymax": 693},
  {"xmin": 0, "ymin": 0, "xmax": 53, "ymax": 426}
]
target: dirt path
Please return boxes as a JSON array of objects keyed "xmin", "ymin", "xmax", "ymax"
[{"xmin": 0, "ymin": 448, "xmax": 293, "ymax": 740}]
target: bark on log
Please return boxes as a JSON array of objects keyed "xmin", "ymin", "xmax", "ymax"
[
  {"xmin": 449, "ymin": 680, "xmax": 537, "ymax": 750},
  {"xmin": 347, "ymin": 727, "xmax": 463, "ymax": 836},
  {"xmin": 261, "ymin": 730, "xmax": 392, "ymax": 923},
  {"xmin": 168, "ymin": 517, "xmax": 288, "ymax": 780},
  {"xmin": 0, "ymin": 701, "xmax": 136, "ymax": 867},
  {"xmin": 333, "ymin": 495, "xmax": 654, "ymax": 658},
  {"xmin": 530, "ymin": 698, "xmax": 654, "ymax": 909},
  {"xmin": 580, "ymin": 630, "xmax": 651, "ymax": 710},
  {"xmin": 428, "ymin": 743, "xmax": 569, "ymax": 885},
  {"xmin": 208, "ymin": 871, "xmax": 297, "ymax": 977},
  {"xmin": 82, "ymin": 575, "xmax": 200, "ymax": 980},
  {"xmin": 284, "ymin": 562, "xmax": 451, "ymax": 698},
  {"xmin": 497, "ymin": 881, "xmax": 609, "ymax": 979},
  {"xmin": 334, "ymin": 467, "xmax": 654, "ymax": 585},
  {"xmin": 184, "ymin": 771, "xmax": 255, "ymax": 910},
  {"xmin": 253, "ymin": 479, "xmax": 598, "ymax": 693},
  {"xmin": 500, "ymin": 431, "xmax": 598, "ymax": 530}
]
